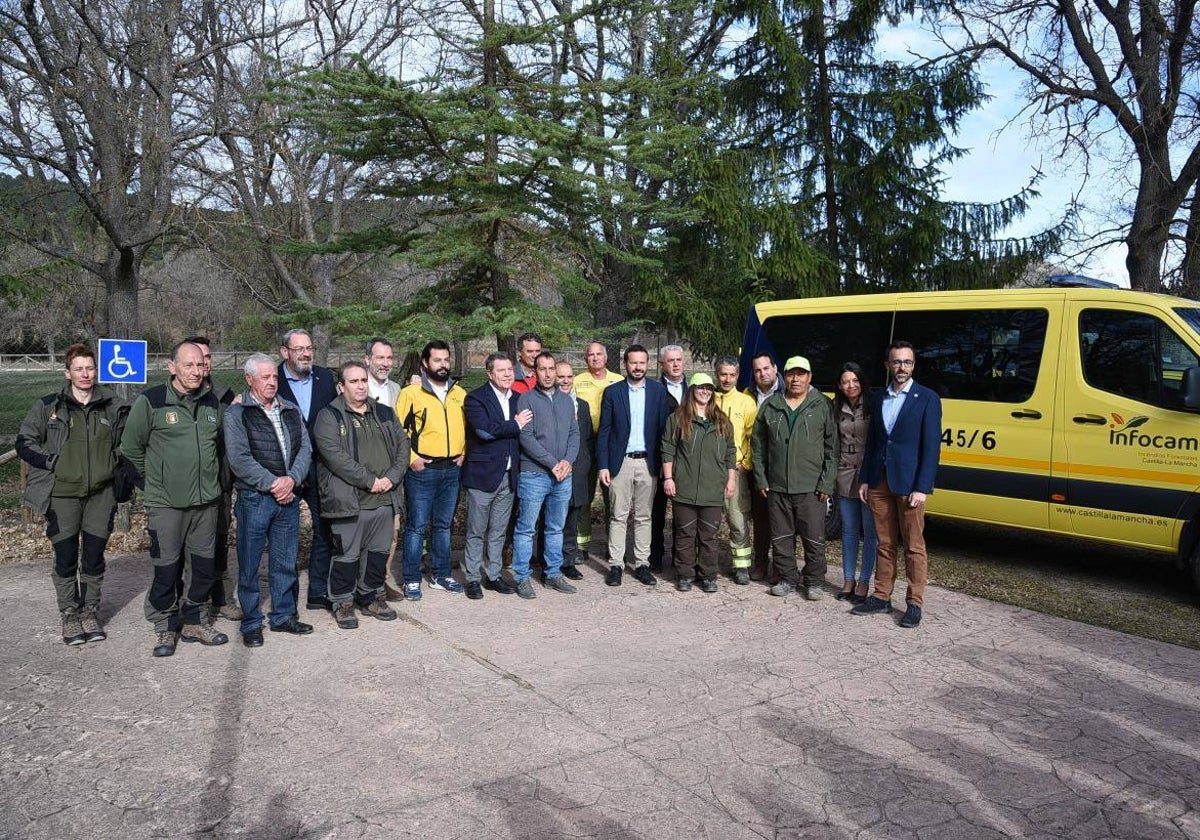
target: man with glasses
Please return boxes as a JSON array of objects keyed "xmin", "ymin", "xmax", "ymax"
[
  {"xmin": 275, "ymin": 329, "xmax": 339, "ymax": 611},
  {"xmin": 852, "ymin": 341, "xmax": 942, "ymax": 629}
]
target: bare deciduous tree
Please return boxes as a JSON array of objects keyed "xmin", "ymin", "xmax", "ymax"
[{"xmin": 941, "ymin": 0, "xmax": 1200, "ymax": 292}]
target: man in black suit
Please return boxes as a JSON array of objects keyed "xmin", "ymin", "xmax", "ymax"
[
  {"xmin": 597, "ymin": 344, "xmax": 674, "ymax": 587},
  {"xmin": 274, "ymin": 328, "xmax": 339, "ymax": 611},
  {"xmin": 651, "ymin": 344, "xmax": 686, "ymax": 571},
  {"xmin": 460, "ymin": 352, "xmax": 531, "ymax": 600}
]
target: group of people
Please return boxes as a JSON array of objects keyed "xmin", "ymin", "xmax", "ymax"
[{"xmin": 17, "ymin": 330, "xmax": 942, "ymax": 657}]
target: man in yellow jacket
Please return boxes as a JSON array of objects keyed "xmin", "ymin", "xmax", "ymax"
[
  {"xmin": 395, "ymin": 340, "xmax": 467, "ymax": 601},
  {"xmin": 714, "ymin": 356, "xmax": 758, "ymax": 584}
]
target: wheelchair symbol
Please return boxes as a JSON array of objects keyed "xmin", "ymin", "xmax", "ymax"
[{"xmin": 107, "ymin": 344, "xmax": 135, "ymax": 379}]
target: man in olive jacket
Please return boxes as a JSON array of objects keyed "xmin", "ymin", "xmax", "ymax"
[
  {"xmin": 313, "ymin": 362, "xmax": 410, "ymax": 629},
  {"xmin": 751, "ymin": 355, "xmax": 838, "ymax": 600},
  {"xmin": 121, "ymin": 341, "xmax": 228, "ymax": 657}
]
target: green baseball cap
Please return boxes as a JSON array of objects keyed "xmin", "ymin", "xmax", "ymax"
[
  {"xmin": 688, "ymin": 372, "xmax": 715, "ymax": 389},
  {"xmin": 783, "ymin": 356, "xmax": 811, "ymax": 372}
]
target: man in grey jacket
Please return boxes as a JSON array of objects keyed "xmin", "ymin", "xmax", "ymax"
[
  {"xmin": 223, "ymin": 353, "xmax": 314, "ymax": 648},
  {"xmin": 512, "ymin": 351, "xmax": 579, "ymax": 598},
  {"xmin": 313, "ymin": 362, "xmax": 410, "ymax": 629}
]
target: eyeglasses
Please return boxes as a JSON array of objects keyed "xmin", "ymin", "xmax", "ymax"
[
  {"xmin": 887, "ymin": 359, "xmax": 915, "ymax": 368},
  {"xmin": 288, "ymin": 345, "xmax": 314, "ymax": 354}
]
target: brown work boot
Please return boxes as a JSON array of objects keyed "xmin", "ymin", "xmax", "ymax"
[
  {"xmin": 211, "ymin": 602, "xmax": 243, "ymax": 622},
  {"xmin": 360, "ymin": 596, "xmax": 398, "ymax": 621},
  {"xmin": 80, "ymin": 609, "xmax": 107, "ymax": 642},
  {"xmin": 62, "ymin": 611, "xmax": 87, "ymax": 646},
  {"xmin": 180, "ymin": 622, "xmax": 229, "ymax": 646}
]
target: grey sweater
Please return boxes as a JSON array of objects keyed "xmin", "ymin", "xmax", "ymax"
[{"xmin": 518, "ymin": 387, "xmax": 579, "ymax": 475}]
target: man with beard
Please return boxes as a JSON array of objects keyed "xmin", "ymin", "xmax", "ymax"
[
  {"xmin": 396, "ymin": 340, "xmax": 467, "ymax": 600},
  {"xmin": 121, "ymin": 341, "xmax": 228, "ymax": 657},
  {"xmin": 363, "ymin": 337, "xmax": 401, "ymax": 408},
  {"xmin": 852, "ymin": 341, "xmax": 942, "ymax": 629},
  {"xmin": 275, "ymin": 329, "xmax": 339, "ymax": 611},
  {"xmin": 597, "ymin": 344, "xmax": 673, "ymax": 587}
]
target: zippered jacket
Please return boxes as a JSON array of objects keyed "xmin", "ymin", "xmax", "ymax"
[
  {"xmin": 120, "ymin": 380, "xmax": 224, "ymax": 508},
  {"xmin": 395, "ymin": 373, "xmax": 467, "ymax": 465},
  {"xmin": 751, "ymin": 390, "xmax": 838, "ymax": 496},
  {"xmin": 17, "ymin": 385, "xmax": 130, "ymax": 514},
  {"xmin": 223, "ymin": 391, "xmax": 312, "ymax": 493},
  {"xmin": 661, "ymin": 413, "xmax": 736, "ymax": 507},
  {"xmin": 313, "ymin": 396, "xmax": 410, "ymax": 518}
]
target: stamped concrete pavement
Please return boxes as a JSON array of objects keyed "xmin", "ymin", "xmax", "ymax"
[{"xmin": 2, "ymin": 547, "xmax": 1199, "ymax": 840}]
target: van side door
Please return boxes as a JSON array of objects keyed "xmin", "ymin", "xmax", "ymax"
[
  {"xmin": 1058, "ymin": 302, "xmax": 1200, "ymax": 551},
  {"xmin": 895, "ymin": 300, "xmax": 1059, "ymax": 532}
]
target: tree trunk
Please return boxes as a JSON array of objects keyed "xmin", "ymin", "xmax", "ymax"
[
  {"xmin": 1181, "ymin": 185, "xmax": 1200, "ymax": 299},
  {"xmin": 102, "ymin": 248, "xmax": 141, "ymax": 338}
]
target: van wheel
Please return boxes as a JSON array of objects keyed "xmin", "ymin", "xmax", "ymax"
[{"xmin": 825, "ymin": 497, "xmax": 842, "ymax": 541}]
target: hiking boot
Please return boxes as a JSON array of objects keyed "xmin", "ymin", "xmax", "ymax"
[
  {"xmin": 62, "ymin": 612, "xmax": 87, "ymax": 646},
  {"xmin": 802, "ymin": 585, "xmax": 825, "ymax": 601},
  {"xmin": 361, "ymin": 596, "xmax": 398, "ymax": 621},
  {"xmin": 699, "ymin": 578, "xmax": 719, "ymax": 594},
  {"xmin": 515, "ymin": 578, "xmax": 537, "ymax": 599},
  {"xmin": 180, "ymin": 622, "xmax": 229, "ymax": 646},
  {"xmin": 80, "ymin": 609, "xmax": 107, "ymax": 642},
  {"xmin": 769, "ymin": 581, "xmax": 795, "ymax": 597},
  {"xmin": 212, "ymin": 603, "xmax": 244, "ymax": 622},
  {"xmin": 152, "ymin": 631, "xmax": 178, "ymax": 657},
  {"xmin": 733, "ymin": 569, "xmax": 750, "ymax": 586},
  {"xmin": 542, "ymin": 575, "xmax": 577, "ymax": 594},
  {"xmin": 676, "ymin": 577, "xmax": 694, "ymax": 592},
  {"xmin": 333, "ymin": 601, "xmax": 359, "ymax": 629}
]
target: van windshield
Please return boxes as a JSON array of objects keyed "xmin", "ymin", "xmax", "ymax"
[{"xmin": 1174, "ymin": 308, "xmax": 1200, "ymax": 339}]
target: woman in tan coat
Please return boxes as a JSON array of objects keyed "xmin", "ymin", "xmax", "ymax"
[{"xmin": 834, "ymin": 363, "xmax": 878, "ymax": 602}]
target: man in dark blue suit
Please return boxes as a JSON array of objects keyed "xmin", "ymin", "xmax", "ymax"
[
  {"xmin": 597, "ymin": 344, "xmax": 674, "ymax": 587},
  {"xmin": 274, "ymin": 328, "xmax": 339, "ymax": 611},
  {"xmin": 460, "ymin": 352, "xmax": 532, "ymax": 600},
  {"xmin": 852, "ymin": 340, "xmax": 942, "ymax": 628}
]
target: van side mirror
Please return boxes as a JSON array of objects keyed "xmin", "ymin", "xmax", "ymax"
[{"xmin": 1183, "ymin": 367, "xmax": 1200, "ymax": 412}]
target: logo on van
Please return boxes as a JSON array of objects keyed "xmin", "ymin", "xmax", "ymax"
[{"xmin": 1108, "ymin": 414, "xmax": 1198, "ymax": 451}]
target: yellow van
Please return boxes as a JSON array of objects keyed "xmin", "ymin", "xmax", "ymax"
[{"xmin": 739, "ymin": 283, "xmax": 1200, "ymax": 587}]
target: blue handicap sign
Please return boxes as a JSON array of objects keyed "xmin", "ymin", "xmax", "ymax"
[{"xmin": 98, "ymin": 339, "xmax": 148, "ymax": 385}]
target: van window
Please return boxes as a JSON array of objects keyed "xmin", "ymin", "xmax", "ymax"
[
  {"xmin": 1080, "ymin": 309, "xmax": 1200, "ymax": 410},
  {"xmin": 893, "ymin": 308, "xmax": 1048, "ymax": 402},
  {"xmin": 760, "ymin": 311, "xmax": 893, "ymax": 391}
]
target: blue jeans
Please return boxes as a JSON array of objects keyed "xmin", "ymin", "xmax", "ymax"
[
  {"xmin": 235, "ymin": 490, "xmax": 301, "ymax": 633},
  {"xmin": 838, "ymin": 494, "xmax": 878, "ymax": 586},
  {"xmin": 403, "ymin": 465, "xmax": 460, "ymax": 583},
  {"xmin": 513, "ymin": 471, "xmax": 571, "ymax": 582}
]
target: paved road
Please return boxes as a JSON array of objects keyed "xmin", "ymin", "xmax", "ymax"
[{"xmin": 3, "ymin": 549, "xmax": 1199, "ymax": 840}]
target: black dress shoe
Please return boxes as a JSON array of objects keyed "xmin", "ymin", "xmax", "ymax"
[
  {"xmin": 483, "ymin": 576, "xmax": 515, "ymax": 595},
  {"xmin": 835, "ymin": 590, "xmax": 854, "ymax": 601},
  {"xmin": 633, "ymin": 566, "xmax": 658, "ymax": 586},
  {"xmin": 242, "ymin": 629, "xmax": 264, "ymax": 648},
  {"xmin": 561, "ymin": 565, "xmax": 583, "ymax": 580},
  {"xmin": 465, "ymin": 581, "xmax": 484, "ymax": 600},
  {"xmin": 605, "ymin": 566, "xmax": 623, "ymax": 586},
  {"xmin": 305, "ymin": 595, "xmax": 333, "ymax": 611},
  {"xmin": 270, "ymin": 615, "xmax": 314, "ymax": 635}
]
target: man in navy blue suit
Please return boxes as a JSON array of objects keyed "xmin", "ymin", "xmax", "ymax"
[
  {"xmin": 597, "ymin": 344, "xmax": 673, "ymax": 587},
  {"xmin": 274, "ymin": 328, "xmax": 339, "ymax": 611},
  {"xmin": 852, "ymin": 340, "xmax": 942, "ymax": 628},
  {"xmin": 460, "ymin": 352, "xmax": 532, "ymax": 600}
]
